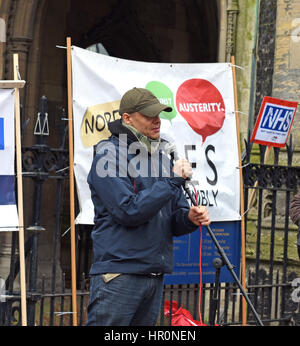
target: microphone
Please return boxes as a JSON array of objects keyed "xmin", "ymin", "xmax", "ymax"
[
  {"xmin": 161, "ymin": 133, "xmax": 179, "ymax": 161},
  {"xmin": 164, "ymin": 141, "xmax": 179, "ymax": 161},
  {"xmin": 160, "ymin": 136, "xmax": 191, "ymax": 181}
]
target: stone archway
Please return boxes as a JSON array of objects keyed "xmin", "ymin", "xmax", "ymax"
[
  {"xmin": 1, "ymin": 0, "xmax": 229, "ymax": 142},
  {"xmin": 0, "ymin": 0, "xmax": 49, "ymax": 147},
  {"xmin": 0, "ymin": 0, "xmax": 232, "ymax": 287},
  {"xmin": 0, "ymin": 0, "xmax": 45, "ymax": 285}
]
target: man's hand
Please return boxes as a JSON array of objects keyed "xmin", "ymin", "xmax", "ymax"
[
  {"xmin": 173, "ymin": 158, "xmax": 193, "ymax": 179},
  {"xmin": 188, "ymin": 206, "xmax": 210, "ymax": 226}
]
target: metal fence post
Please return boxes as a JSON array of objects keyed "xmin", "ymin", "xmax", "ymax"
[{"xmin": 26, "ymin": 96, "xmax": 49, "ymax": 325}]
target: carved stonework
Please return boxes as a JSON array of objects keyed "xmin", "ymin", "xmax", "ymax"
[
  {"xmin": 254, "ymin": 0, "xmax": 277, "ymax": 122},
  {"xmin": 7, "ymin": 37, "xmax": 32, "ymax": 53},
  {"xmin": 226, "ymin": 0, "xmax": 239, "ymax": 61},
  {"xmin": 2, "ymin": 0, "xmax": 39, "ymax": 79}
]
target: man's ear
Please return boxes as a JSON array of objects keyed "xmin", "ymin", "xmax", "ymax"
[{"xmin": 122, "ymin": 113, "xmax": 132, "ymax": 125}]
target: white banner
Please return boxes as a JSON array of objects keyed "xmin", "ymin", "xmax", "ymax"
[
  {"xmin": 71, "ymin": 46, "xmax": 241, "ymax": 224},
  {"xmin": 0, "ymin": 89, "xmax": 19, "ymax": 231}
]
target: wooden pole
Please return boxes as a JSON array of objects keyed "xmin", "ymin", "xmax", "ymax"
[
  {"xmin": 231, "ymin": 56, "xmax": 247, "ymax": 326},
  {"xmin": 66, "ymin": 37, "xmax": 78, "ymax": 326},
  {"xmin": 13, "ymin": 54, "xmax": 27, "ymax": 326}
]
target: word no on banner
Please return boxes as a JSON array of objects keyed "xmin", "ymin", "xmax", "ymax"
[{"xmin": 250, "ymin": 96, "xmax": 298, "ymax": 148}]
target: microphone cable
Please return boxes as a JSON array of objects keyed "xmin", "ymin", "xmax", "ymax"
[{"xmin": 192, "ymin": 185, "xmax": 205, "ymax": 326}]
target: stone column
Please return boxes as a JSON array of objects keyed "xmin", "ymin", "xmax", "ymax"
[
  {"xmin": 273, "ymin": 0, "xmax": 300, "ymax": 154},
  {"xmin": 226, "ymin": 0, "xmax": 239, "ymax": 62},
  {"xmin": 0, "ymin": 1, "xmax": 64, "ymax": 293}
]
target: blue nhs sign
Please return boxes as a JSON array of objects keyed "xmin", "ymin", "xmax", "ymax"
[{"xmin": 260, "ymin": 104, "xmax": 294, "ymax": 133}]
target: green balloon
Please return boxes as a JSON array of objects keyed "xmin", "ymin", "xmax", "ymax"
[{"xmin": 146, "ymin": 81, "xmax": 177, "ymax": 121}]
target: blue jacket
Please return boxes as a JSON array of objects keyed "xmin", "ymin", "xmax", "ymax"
[{"xmin": 87, "ymin": 120, "xmax": 198, "ymax": 275}]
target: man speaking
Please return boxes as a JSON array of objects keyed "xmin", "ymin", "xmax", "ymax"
[{"xmin": 86, "ymin": 87, "xmax": 210, "ymax": 326}]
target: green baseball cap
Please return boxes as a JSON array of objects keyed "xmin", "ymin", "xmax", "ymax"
[{"xmin": 119, "ymin": 87, "xmax": 172, "ymax": 117}]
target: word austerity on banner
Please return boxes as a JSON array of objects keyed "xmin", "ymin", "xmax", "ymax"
[{"xmin": 178, "ymin": 102, "xmax": 223, "ymax": 113}]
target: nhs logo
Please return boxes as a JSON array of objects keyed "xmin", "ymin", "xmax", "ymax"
[
  {"xmin": 0, "ymin": 117, "xmax": 4, "ymax": 150},
  {"xmin": 251, "ymin": 97, "xmax": 298, "ymax": 148},
  {"xmin": 260, "ymin": 105, "xmax": 294, "ymax": 133}
]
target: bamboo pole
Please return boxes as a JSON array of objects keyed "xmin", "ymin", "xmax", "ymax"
[
  {"xmin": 13, "ymin": 54, "xmax": 27, "ymax": 326},
  {"xmin": 231, "ymin": 56, "xmax": 247, "ymax": 326},
  {"xmin": 66, "ymin": 37, "xmax": 78, "ymax": 326}
]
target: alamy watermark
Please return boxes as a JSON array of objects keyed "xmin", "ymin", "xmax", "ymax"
[
  {"xmin": 0, "ymin": 18, "xmax": 5, "ymax": 43},
  {"xmin": 95, "ymin": 135, "xmax": 177, "ymax": 179},
  {"xmin": 291, "ymin": 18, "xmax": 300, "ymax": 42},
  {"xmin": 0, "ymin": 277, "xmax": 6, "ymax": 302},
  {"xmin": 291, "ymin": 277, "xmax": 300, "ymax": 303}
]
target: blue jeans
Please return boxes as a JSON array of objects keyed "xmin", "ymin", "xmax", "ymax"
[{"xmin": 86, "ymin": 274, "xmax": 164, "ymax": 326}]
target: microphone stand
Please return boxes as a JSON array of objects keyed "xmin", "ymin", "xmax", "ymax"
[{"xmin": 182, "ymin": 182, "xmax": 264, "ymax": 326}]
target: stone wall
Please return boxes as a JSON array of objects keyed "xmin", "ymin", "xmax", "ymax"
[
  {"xmin": 235, "ymin": 0, "xmax": 259, "ymax": 144},
  {"xmin": 273, "ymin": 0, "xmax": 300, "ymax": 163}
]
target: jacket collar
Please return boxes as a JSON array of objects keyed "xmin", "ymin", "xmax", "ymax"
[
  {"xmin": 108, "ymin": 119, "xmax": 137, "ymax": 144},
  {"xmin": 108, "ymin": 119, "xmax": 161, "ymax": 154}
]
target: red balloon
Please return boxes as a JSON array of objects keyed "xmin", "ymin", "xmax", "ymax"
[{"xmin": 176, "ymin": 79, "xmax": 226, "ymax": 143}]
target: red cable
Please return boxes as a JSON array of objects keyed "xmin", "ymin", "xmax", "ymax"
[
  {"xmin": 193, "ymin": 186, "xmax": 204, "ymax": 325},
  {"xmin": 199, "ymin": 224, "xmax": 204, "ymax": 325}
]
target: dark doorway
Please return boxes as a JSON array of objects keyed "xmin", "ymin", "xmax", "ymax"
[
  {"xmin": 33, "ymin": 0, "xmax": 220, "ymax": 283},
  {"xmin": 77, "ymin": 0, "xmax": 219, "ymax": 63}
]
